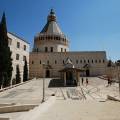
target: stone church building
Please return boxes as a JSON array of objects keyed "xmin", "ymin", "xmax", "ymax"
[{"xmin": 29, "ymin": 9, "xmax": 107, "ymax": 79}]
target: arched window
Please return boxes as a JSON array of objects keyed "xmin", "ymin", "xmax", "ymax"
[
  {"xmin": 92, "ymin": 60, "xmax": 93, "ymax": 63},
  {"xmin": 55, "ymin": 60, "xmax": 57, "ymax": 64},
  {"xmin": 63, "ymin": 60, "xmax": 64, "ymax": 64},
  {"xmin": 76, "ymin": 60, "xmax": 78, "ymax": 64},
  {"xmin": 47, "ymin": 60, "xmax": 49, "ymax": 65},
  {"xmin": 88, "ymin": 60, "xmax": 89, "ymax": 63},
  {"xmin": 95, "ymin": 60, "xmax": 97, "ymax": 63},
  {"xmin": 99, "ymin": 60, "xmax": 101, "ymax": 63},
  {"xmin": 40, "ymin": 60, "xmax": 41, "ymax": 64},
  {"xmin": 80, "ymin": 60, "xmax": 82, "ymax": 63},
  {"xmin": 103, "ymin": 59, "xmax": 105, "ymax": 63},
  {"xmin": 32, "ymin": 61, "xmax": 34, "ymax": 64}
]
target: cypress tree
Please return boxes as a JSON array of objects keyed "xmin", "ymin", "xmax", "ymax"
[
  {"xmin": 0, "ymin": 13, "xmax": 13, "ymax": 88},
  {"xmin": 16, "ymin": 65, "xmax": 21, "ymax": 84},
  {"xmin": 107, "ymin": 60, "xmax": 112, "ymax": 67},
  {"xmin": 23, "ymin": 59, "xmax": 28, "ymax": 82}
]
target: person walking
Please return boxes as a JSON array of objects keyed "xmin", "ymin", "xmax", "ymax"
[
  {"xmin": 82, "ymin": 77, "xmax": 84, "ymax": 85},
  {"xmin": 86, "ymin": 78, "xmax": 88, "ymax": 86},
  {"xmin": 107, "ymin": 77, "xmax": 110, "ymax": 86}
]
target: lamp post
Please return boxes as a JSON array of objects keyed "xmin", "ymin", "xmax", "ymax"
[
  {"xmin": 118, "ymin": 66, "xmax": 120, "ymax": 97},
  {"xmin": 42, "ymin": 63, "xmax": 45, "ymax": 103}
]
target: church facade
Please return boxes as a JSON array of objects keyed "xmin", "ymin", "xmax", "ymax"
[{"xmin": 29, "ymin": 9, "xmax": 107, "ymax": 78}]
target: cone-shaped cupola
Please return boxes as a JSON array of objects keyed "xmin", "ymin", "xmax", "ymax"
[{"xmin": 40, "ymin": 9, "xmax": 63, "ymax": 35}]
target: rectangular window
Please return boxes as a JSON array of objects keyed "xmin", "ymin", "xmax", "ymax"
[
  {"xmin": 24, "ymin": 45, "xmax": 26, "ymax": 51},
  {"xmin": 76, "ymin": 60, "xmax": 78, "ymax": 64},
  {"xmin": 61, "ymin": 48, "xmax": 63, "ymax": 52},
  {"xmin": 17, "ymin": 42, "xmax": 20, "ymax": 48},
  {"xmin": 23, "ymin": 56, "xmax": 26, "ymax": 61},
  {"xmin": 51, "ymin": 47, "xmax": 53, "ymax": 52},
  {"xmin": 16, "ymin": 54, "xmax": 19, "ymax": 60},
  {"xmin": 8, "ymin": 38, "xmax": 12, "ymax": 46},
  {"xmin": 45, "ymin": 47, "xmax": 48, "ymax": 52}
]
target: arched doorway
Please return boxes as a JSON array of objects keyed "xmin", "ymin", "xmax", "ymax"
[
  {"xmin": 86, "ymin": 69, "xmax": 90, "ymax": 77},
  {"xmin": 46, "ymin": 70, "xmax": 50, "ymax": 78}
]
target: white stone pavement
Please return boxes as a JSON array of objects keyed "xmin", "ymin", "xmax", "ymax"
[
  {"xmin": 0, "ymin": 77, "xmax": 120, "ymax": 120},
  {"xmin": 0, "ymin": 78, "xmax": 56, "ymax": 105}
]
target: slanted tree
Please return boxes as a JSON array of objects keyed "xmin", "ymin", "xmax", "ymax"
[
  {"xmin": 0, "ymin": 13, "xmax": 13, "ymax": 88},
  {"xmin": 115, "ymin": 60, "xmax": 120, "ymax": 67},
  {"xmin": 107, "ymin": 60, "xmax": 113, "ymax": 67},
  {"xmin": 16, "ymin": 65, "xmax": 21, "ymax": 84},
  {"xmin": 23, "ymin": 59, "xmax": 28, "ymax": 82}
]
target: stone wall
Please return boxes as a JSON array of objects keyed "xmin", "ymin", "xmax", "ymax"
[
  {"xmin": 8, "ymin": 32, "xmax": 29, "ymax": 84},
  {"xmin": 29, "ymin": 51, "xmax": 107, "ymax": 78}
]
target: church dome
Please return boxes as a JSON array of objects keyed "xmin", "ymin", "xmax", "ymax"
[{"xmin": 33, "ymin": 9, "xmax": 69, "ymax": 52}]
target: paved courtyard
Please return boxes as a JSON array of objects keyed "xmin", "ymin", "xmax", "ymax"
[
  {"xmin": 0, "ymin": 78, "xmax": 56, "ymax": 105},
  {"xmin": 0, "ymin": 77, "xmax": 120, "ymax": 120}
]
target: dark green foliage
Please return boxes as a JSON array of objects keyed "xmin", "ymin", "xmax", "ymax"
[
  {"xmin": 116, "ymin": 60, "xmax": 120, "ymax": 66},
  {"xmin": 12, "ymin": 78, "xmax": 16, "ymax": 85},
  {"xmin": 23, "ymin": 59, "xmax": 28, "ymax": 82},
  {"xmin": 16, "ymin": 65, "xmax": 21, "ymax": 84},
  {"xmin": 0, "ymin": 13, "xmax": 13, "ymax": 88}
]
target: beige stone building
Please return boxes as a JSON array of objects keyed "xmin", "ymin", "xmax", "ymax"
[
  {"xmin": 8, "ymin": 32, "xmax": 29, "ymax": 84},
  {"xmin": 30, "ymin": 9, "xmax": 107, "ymax": 79}
]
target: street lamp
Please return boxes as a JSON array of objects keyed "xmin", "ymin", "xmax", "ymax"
[
  {"xmin": 118, "ymin": 66, "xmax": 120, "ymax": 97},
  {"xmin": 41, "ymin": 63, "xmax": 45, "ymax": 103}
]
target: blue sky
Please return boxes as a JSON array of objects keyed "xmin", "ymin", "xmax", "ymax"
[{"xmin": 0, "ymin": 0, "xmax": 120, "ymax": 61}]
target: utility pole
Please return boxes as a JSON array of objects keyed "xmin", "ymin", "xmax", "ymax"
[
  {"xmin": 118, "ymin": 67, "xmax": 120, "ymax": 97},
  {"xmin": 42, "ymin": 63, "xmax": 45, "ymax": 103}
]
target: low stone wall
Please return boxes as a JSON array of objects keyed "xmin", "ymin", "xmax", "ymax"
[
  {"xmin": 0, "ymin": 104, "xmax": 37, "ymax": 113},
  {"xmin": 0, "ymin": 118, "xmax": 9, "ymax": 120},
  {"xmin": 0, "ymin": 78, "xmax": 36, "ymax": 93}
]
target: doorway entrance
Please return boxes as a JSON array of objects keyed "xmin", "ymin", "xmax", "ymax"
[
  {"xmin": 66, "ymin": 71, "xmax": 76, "ymax": 85},
  {"xmin": 46, "ymin": 70, "xmax": 50, "ymax": 78},
  {"xmin": 86, "ymin": 69, "xmax": 90, "ymax": 77}
]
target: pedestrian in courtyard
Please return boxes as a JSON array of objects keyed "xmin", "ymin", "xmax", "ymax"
[
  {"xmin": 82, "ymin": 77, "xmax": 84, "ymax": 85},
  {"xmin": 107, "ymin": 77, "xmax": 112, "ymax": 86},
  {"xmin": 86, "ymin": 78, "xmax": 88, "ymax": 86}
]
